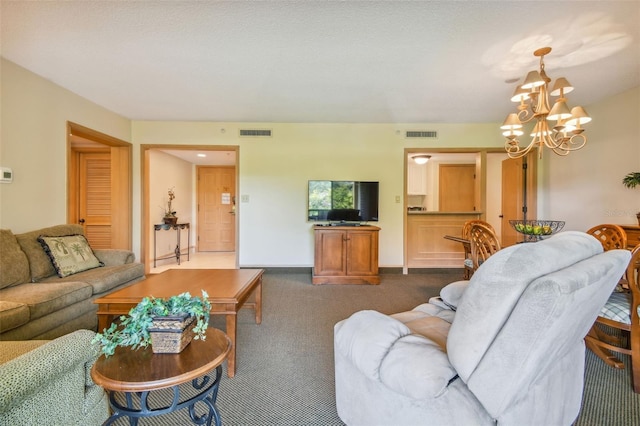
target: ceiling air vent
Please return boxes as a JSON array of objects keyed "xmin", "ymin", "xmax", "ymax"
[
  {"xmin": 239, "ymin": 129, "xmax": 272, "ymax": 137},
  {"xmin": 405, "ymin": 130, "xmax": 438, "ymax": 139}
]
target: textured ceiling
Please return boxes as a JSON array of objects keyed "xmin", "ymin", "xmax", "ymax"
[{"xmin": 2, "ymin": 1, "xmax": 639, "ymax": 124}]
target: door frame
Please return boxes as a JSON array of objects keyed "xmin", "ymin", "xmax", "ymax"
[
  {"xmin": 67, "ymin": 121, "xmax": 133, "ymax": 249},
  {"xmin": 141, "ymin": 144, "xmax": 240, "ymax": 274},
  {"xmin": 402, "ymin": 148, "xmax": 534, "ymax": 273}
]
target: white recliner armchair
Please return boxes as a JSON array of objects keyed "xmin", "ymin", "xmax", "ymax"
[{"xmin": 334, "ymin": 231, "xmax": 630, "ymax": 426}]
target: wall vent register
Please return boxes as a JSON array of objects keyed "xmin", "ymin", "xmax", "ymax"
[
  {"xmin": 405, "ymin": 130, "xmax": 438, "ymax": 139},
  {"xmin": 239, "ymin": 129, "xmax": 272, "ymax": 137}
]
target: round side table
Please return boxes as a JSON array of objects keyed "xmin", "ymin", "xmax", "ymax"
[{"xmin": 91, "ymin": 328, "xmax": 231, "ymax": 426}]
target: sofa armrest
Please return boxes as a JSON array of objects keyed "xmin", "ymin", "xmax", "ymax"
[
  {"xmin": 94, "ymin": 249, "xmax": 135, "ymax": 266},
  {"xmin": 0, "ymin": 329, "xmax": 102, "ymax": 413}
]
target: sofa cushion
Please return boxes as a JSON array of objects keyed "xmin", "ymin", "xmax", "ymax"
[
  {"xmin": 15, "ymin": 224, "xmax": 85, "ymax": 282},
  {"xmin": 0, "ymin": 282, "xmax": 92, "ymax": 322},
  {"xmin": 38, "ymin": 234, "xmax": 103, "ymax": 278},
  {"xmin": 0, "ymin": 301, "xmax": 30, "ymax": 333},
  {"xmin": 39, "ymin": 263, "xmax": 145, "ymax": 295},
  {"xmin": 0, "ymin": 230, "xmax": 30, "ymax": 289}
]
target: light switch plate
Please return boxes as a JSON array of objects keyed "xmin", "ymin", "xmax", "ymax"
[{"xmin": 0, "ymin": 167, "xmax": 13, "ymax": 183}]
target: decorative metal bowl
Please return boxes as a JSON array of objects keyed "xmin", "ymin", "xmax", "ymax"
[{"xmin": 509, "ymin": 220, "xmax": 565, "ymax": 241}]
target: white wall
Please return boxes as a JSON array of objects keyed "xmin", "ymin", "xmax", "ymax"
[
  {"xmin": 0, "ymin": 58, "xmax": 131, "ymax": 233},
  {"xmin": 539, "ymin": 86, "xmax": 640, "ymax": 231},
  {"xmin": 4, "ymin": 57, "xmax": 637, "ymax": 268},
  {"xmin": 148, "ymin": 150, "xmax": 193, "ymax": 264},
  {"xmin": 133, "ymin": 122, "xmax": 499, "ymax": 267}
]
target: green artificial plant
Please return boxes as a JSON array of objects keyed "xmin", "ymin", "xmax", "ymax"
[
  {"xmin": 622, "ymin": 172, "xmax": 640, "ymax": 189},
  {"xmin": 92, "ymin": 290, "xmax": 211, "ymax": 356}
]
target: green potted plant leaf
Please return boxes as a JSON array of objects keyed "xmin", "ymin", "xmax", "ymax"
[
  {"xmin": 92, "ymin": 290, "xmax": 211, "ymax": 356},
  {"xmin": 622, "ymin": 172, "xmax": 640, "ymax": 225}
]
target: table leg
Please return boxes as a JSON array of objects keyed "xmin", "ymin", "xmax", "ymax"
[
  {"xmin": 225, "ymin": 313, "xmax": 237, "ymax": 378},
  {"xmin": 97, "ymin": 313, "xmax": 116, "ymax": 333},
  {"xmin": 255, "ymin": 276, "xmax": 262, "ymax": 325}
]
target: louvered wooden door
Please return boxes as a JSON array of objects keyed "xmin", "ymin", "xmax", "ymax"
[{"xmin": 79, "ymin": 152, "xmax": 112, "ymax": 249}]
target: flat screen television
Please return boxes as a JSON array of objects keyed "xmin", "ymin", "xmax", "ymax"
[{"xmin": 308, "ymin": 180, "xmax": 379, "ymax": 223}]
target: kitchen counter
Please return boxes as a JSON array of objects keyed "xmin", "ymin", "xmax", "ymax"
[
  {"xmin": 407, "ymin": 211, "xmax": 484, "ymax": 215},
  {"xmin": 406, "ymin": 212, "xmax": 482, "ymax": 268}
]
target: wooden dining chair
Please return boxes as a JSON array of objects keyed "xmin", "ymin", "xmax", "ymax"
[
  {"xmin": 587, "ymin": 224, "xmax": 628, "ymax": 290},
  {"xmin": 586, "ymin": 224, "xmax": 628, "ymax": 251},
  {"xmin": 468, "ymin": 222, "xmax": 501, "ymax": 272},
  {"xmin": 461, "ymin": 220, "xmax": 496, "ymax": 279},
  {"xmin": 585, "ymin": 245, "xmax": 640, "ymax": 393}
]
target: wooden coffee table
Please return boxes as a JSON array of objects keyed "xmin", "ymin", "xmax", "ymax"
[
  {"xmin": 91, "ymin": 328, "xmax": 231, "ymax": 425},
  {"xmin": 94, "ymin": 268, "xmax": 264, "ymax": 377}
]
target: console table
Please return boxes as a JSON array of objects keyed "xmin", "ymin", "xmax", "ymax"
[{"xmin": 153, "ymin": 223, "xmax": 190, "ymax": 267}]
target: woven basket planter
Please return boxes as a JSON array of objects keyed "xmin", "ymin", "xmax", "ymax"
[{"xmin": 148, "ymin": 313, "xmax": 196, "ymax": 354}]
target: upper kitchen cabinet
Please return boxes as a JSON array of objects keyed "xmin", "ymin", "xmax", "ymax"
[{"xmin": 407, "ymin": 161, "xmax": 427, "ymax": 195}]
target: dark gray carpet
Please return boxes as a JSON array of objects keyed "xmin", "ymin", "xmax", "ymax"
[{"xmin": 109, "ymin": 271, "xmax": 640, "ymax": 425}]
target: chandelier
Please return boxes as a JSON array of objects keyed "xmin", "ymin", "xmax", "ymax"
[{"xmin": 501, "ymin": 47, "xmax": 592, "ymax": 159}]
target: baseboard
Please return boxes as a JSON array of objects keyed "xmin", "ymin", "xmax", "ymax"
[{"xmin": 240, "ymin": 266, "xmax": 462, "ymax": 275}]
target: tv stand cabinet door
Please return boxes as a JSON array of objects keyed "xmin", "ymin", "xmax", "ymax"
[
  {"xmin": 346, "ymin": 229, "xmax": 379, "ymax": 279},
  {"xmin": 313, "ymin": 229, "xmax": 347, "ymax": 278},
  {"xmin": 312, "ymin": 226, "xmax": 380, "ymax": 285}
]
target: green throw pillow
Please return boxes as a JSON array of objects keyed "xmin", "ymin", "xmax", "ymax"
[{"xmin": 37, "ymin": 234, "xmax": 104, "ymax": 278}]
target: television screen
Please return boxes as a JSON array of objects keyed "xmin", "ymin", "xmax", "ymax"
[{"xmin": 308, "ymin": 180, "xmax": 379, "ymax": 222}]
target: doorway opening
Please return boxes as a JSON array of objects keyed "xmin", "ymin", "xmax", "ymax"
[
  {"xmin": 403, "ymin": 148, "xmax": 537, "ymax": 272},
  {"xmin": 141, "ymin": 145, "xmax": 239, "ymax": 274},
  {"xmin": 67, "ymin": 122, "xmax": 132, "ymax": 250}
]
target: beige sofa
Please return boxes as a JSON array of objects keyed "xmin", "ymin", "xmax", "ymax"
[{"xmin": 0, "ymin": 224, "xmax": 145, "ymax": 340}]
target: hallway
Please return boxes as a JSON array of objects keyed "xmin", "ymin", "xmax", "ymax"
[{"xmin": 149, "ymin": 251, "xmax": 236, "ymax": 274}]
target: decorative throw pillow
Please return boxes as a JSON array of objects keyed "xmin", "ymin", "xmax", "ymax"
[{"xmin": 37, "ymin": 234, "xmax": 104, "ymax": 278}]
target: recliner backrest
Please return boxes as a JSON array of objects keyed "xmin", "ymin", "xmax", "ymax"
[{"xmin": 447, "ymin": 231, "xmax": 630, "ymax": 421}]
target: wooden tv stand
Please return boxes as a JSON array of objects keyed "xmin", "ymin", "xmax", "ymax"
[{"xmin": 312, "ymin": 224, "xmax": 380, "ymax": 285}]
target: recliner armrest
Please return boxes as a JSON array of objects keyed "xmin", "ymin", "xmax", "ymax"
[{"xmin": 334, "ymin": 310, "xmax": 457, "ymax": 399}]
